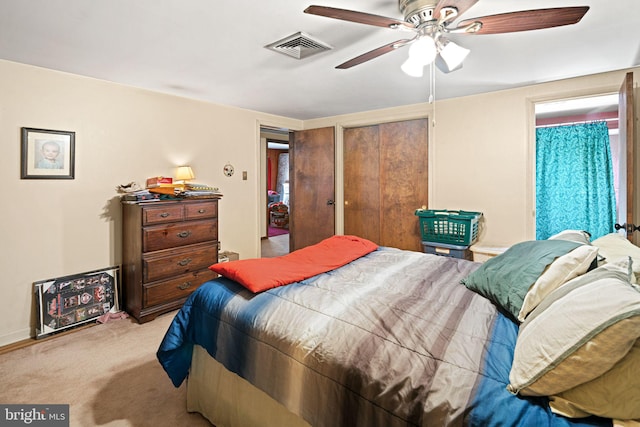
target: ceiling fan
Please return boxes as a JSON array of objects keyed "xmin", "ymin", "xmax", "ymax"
[{"xmin": 304, "ymin": 0, "xmax": 589, "ymax": 76}]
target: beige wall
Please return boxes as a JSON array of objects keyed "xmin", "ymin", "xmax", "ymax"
[
  {"xmin": 1, "ymin": 58, "xmax": 638, "ymax": 346},
  {"xmin": 0, "ymin": 59, "xmax": 301, "ymax": 345},
  {"xmin": 308, "ymin": 67, "xmax": 639, "ymax": 247}
]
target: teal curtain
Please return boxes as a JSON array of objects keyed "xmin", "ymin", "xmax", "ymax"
[{"xmin": 536, "ymin": 121, "xmax": 616, "ymax": 240}]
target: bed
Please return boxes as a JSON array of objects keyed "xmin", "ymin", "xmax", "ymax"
[{"xmin": 157, "ymin": 234, "xmax": 640, "ymax": 427}]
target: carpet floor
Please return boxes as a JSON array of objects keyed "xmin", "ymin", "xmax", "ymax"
[
  {"xmin": 0, "ymin": 311, "xmax": 212, "ymax": 426},
  {"xmin": 268, "ymin": 226, "xmax": 289, "ymax": 237}
]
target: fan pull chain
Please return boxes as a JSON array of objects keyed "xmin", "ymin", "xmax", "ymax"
[
  {"xmin": 429, "ymin": 61, "xmax": 436, "ymax": 129},
  {"xmin": 428, "ymin": 61, "xmax": 435, "ymax": 104}
]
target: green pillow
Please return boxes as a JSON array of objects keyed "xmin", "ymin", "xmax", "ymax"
[{"xmin": 461, "ymin": 240, "xmax": 597, "ymax": 321}]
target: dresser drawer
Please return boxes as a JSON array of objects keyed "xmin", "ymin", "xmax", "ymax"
[
  {"xmin": 143, "ymin": 204, "xmax": 184, "ymax": 225},
  {"xmin": 143, "ymin": 242, "xmax": 218, "ymax": 282},
  {"xmin": 185, "ymin": 201, "xmax": 217, "ymax": 220},
  {"xmin": 143, "ymin": 268, "xmax": 217, "ymax": 307},
  {"xmin": 143, "ymin": 219, "xmax": 218, "ymax": 252}
]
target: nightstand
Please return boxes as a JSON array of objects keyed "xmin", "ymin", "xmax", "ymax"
[{"xmin": 469, "ymin": 244, "xmax": 509, "ymax": 263}]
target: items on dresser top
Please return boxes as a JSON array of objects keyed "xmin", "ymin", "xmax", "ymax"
[{"xmin": 121, "ymin": 198, "xmax": 221, "ymax": 323}]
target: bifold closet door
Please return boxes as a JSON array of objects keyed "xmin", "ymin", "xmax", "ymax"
[
  {"xmin": 343, "ymin": 125, "xmax": 381, "ymax": 243},
  {"xmin": 344, "ymin": 118, "xmax": 428, "ymax": 251}
]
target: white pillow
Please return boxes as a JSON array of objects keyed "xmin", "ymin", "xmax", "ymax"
[
  {"xmin": 518, "ymin": 244, "xmax": 598, "ymax": 321},
  {"xmin": 548, "ymin": 229, "xmax": 592, "ymax": 246},
  {"xmin": 593, "ymin": 233, "xmax": 640, "ymax": 283}
]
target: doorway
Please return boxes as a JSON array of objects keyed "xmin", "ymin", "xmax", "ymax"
[
  {"xmin": 534, "ymin": 93, "xmax": 623, "ymax": 240},
  {"xmin": 260, "ymin": 126, "xmax": 291, "ymax": 257},
  {"xmin": 259, "ymin": 125, "xmax": 336, "ymax": 256}
]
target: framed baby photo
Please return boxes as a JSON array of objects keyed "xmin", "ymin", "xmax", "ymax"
[{"xmin": 21, "ymin": 127, "xmax": 75, "ymax": 179}]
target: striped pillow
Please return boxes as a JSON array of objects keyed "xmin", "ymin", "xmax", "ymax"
[
  {"xmin": 507, "ymin": 258, "xmax": 640, "ymax": 397},
  {"xmin": 548, "ymin": 339, "xmax": 640, "ymax": 419}
]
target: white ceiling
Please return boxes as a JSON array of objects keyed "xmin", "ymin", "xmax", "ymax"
[
  {"xmin": 1, "ymin": 0, "xmax": 638, "ymax": 120},
  {"xmin": 535, "ymin": 94, "xmax": 620, "ymax": 119}
]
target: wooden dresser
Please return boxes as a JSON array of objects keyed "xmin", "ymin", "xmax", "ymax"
[{"xmin": 121, "ymin": 198, "xmax": 220, "ymax": 323}]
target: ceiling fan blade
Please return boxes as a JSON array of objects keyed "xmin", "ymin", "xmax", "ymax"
[
  {"xmin": 457, "ymin": 6, "xmax": 589, "ymax": 35},
  {"xmin": 304, "ymin": 5, "xmax": 415, "ymax": 30},
  {"xmin": 336, "ymin": 39, "xmax": 413, "ymax": 69},
  {"xmin": 434, "ymin": 0, "xmax": 479, "ymax": 20}
]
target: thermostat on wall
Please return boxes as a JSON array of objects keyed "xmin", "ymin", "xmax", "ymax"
[{"xmin": 223, "ymin": 163, "xmax": 234, "ymax": 177}]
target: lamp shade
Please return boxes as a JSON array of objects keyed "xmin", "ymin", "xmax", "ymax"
[
  {"xmin": 175, "ymin": 166, "xmax": 195, "ymax": 181},
  {"xmin": 407, "ymin": 37, "xmax": 437, "ymax": 66},
  {"xmin": 437, "ymin": 40, "xmax": 470, "ymax": 73},
  {"xmin": 401, "ymin": 57, "xmax": 424, "ymax": 77}
]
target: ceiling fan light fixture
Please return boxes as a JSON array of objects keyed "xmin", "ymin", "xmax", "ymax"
[
  {"xmin": 437, "ymin": 39, "xmax": 470, "ymax": 72},
  {"xmin": 407, "ymin": 37, "xmax": 437, "ymax": 65},
  {"xmin": 401, "ymin": 57, "xmax": 424, "ymax": 77},
  {"xmin": 305, "ymin": 3, "xmax": 591, "ymax": 71}
]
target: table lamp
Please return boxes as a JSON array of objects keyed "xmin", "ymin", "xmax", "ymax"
[{"xmin": 175, "ymin": 166, "xmax": 195, "ymax": 187}]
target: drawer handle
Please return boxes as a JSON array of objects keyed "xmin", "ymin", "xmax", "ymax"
[
  {"xmin": 160, "ymin": 212, "xmax": 170, "ymax": 218},
  {"xmin": 198, "ymin": 209, "xmax": 206, "ymax": 214},
  {"xmin": 177, "ymin": 231, "xmax": 192, "ymax": 238},
  {"xmin": 178, "ymin": 282, "xmax": 192, "ymax": 290},
  {"xmin": 178, "ymin": 258, "xmax": 192, "ymax": 266}
]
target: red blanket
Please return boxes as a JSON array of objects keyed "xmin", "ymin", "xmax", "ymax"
[{"xmin": 209, "ymin": 235, "xmax": 378, "ymax": 293}]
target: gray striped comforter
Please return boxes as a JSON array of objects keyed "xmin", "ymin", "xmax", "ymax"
[{"xmin": 158, "ymin": 247, "xmax": 610, "ymax": 427}]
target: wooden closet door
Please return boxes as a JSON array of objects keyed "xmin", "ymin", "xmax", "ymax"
[
  {"xmin": 344, "ymin": 119, "xmax": 428, "ymax": 251},
  {"xmin": 344, "ymin": 126, "xmax": 381, "ymax": 243},
  {"xmin": 379, "ymin": 119, "xmax": 428, "ymax": 251}
]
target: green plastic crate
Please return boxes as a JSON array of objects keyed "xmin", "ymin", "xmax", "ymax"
[{"xmin": 414, "ymin": 209, "xmax": 482, "ymax": 246}]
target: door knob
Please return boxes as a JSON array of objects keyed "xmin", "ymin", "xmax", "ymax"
[
  {"xmin": 615, "ymin": 223, "xmax": 640, "ymax": 233},
  {"xmin": 327, "ymin": 199, "xmax": 335, "ymax": 206}
]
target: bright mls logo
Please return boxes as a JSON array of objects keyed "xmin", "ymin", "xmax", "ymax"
[{"xmin": 1, "ymin": 405, "xmax": 69, "ymax": 426}]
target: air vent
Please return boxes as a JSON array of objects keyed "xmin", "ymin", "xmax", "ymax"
[{"xmin": 265, "ymin": 31, "xmax": 332, "ymax": 60}]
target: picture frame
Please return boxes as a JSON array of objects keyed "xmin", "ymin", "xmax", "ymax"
[
  {"xmin": 21, "ymin": 127, "xmax": 75, "ymax": 179},
  {"xmin": 34, "ymin": 266, "xmax": 120, "ymax": 339}
]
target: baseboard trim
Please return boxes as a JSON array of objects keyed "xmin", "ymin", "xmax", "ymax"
[{"xmin": 0, "ymin": 323, "xmax": 96, "ymax": 355}]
